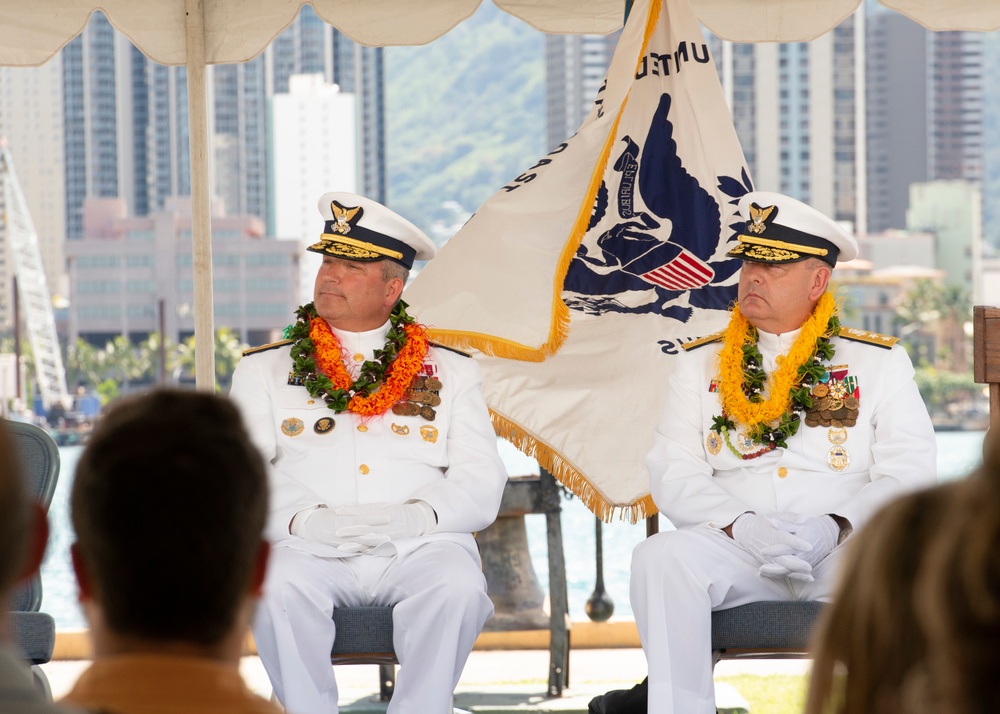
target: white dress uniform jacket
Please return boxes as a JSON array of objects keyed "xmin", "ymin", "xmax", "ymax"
[
  {"xmin": 229, "ymin": 318, "xmax": 507, "ymax": 714},
  {"xmin": 631, "ymin": 327, "xmax": 936, "ymax": 714},
  {"xmin": 230, "ymin": 321, "xmax": 507, "ymax": 560},
  {"xmin": 649, "ymin": 328, "xmax": 937, "ymax": 531}
]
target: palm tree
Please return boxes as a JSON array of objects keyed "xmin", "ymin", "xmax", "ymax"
[
  {"xmin": 65, "ymin": 338, "xmax": 105, "ymax": 391},
  {"xmin": 938, "ymin": 285, "xmax": 971, "ymax": 372},
  {"xmin": 894, "ymin": 279, "xmax": 941, "ymax": 366},
  {"xmin": 175, "ymin": 327, "xmax": 247, "ymax": 391}
]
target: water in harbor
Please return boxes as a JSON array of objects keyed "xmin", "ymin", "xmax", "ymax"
[{"xmin": 40, "ymin": 430, "xmax": 988, "ymax": 629}]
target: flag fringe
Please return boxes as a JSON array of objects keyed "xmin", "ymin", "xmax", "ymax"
[
  {"xmin": 425, "ymin": 328, "xmax": 549, "ymax": 362},
  {"xmin": 491, "ymin": 409, "xmax": 658, "ymax": 524}
]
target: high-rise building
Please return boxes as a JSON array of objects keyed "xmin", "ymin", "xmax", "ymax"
[
  {"xmin": 714, "ymin": 15, "xmax": 864, "ymax": 228},
  {"xmin": 544, "ymin": 18, "xmax": 865, "ymax": 229},
  {"xmin": 330, "ymin": 30, "xmax": 386, "ymax": 203},
  {"xmin": 0, "ymin": 62, "xmax": 67, "ymax": 332},
  {"xmin": 271, "ymin": 74, "xmax": 357, "ymax": 302},
  {"xmin": 212, "ymin": 57, "xmax": 269, "ymax": 223},
  {"xmin": 927, "ymin": 31, "xmax": 983, "ymax": 183},
  {"xmin": 60, "ymin": 7, "xmax": 384, "ymax": 238},
  {"xmin": 122, "ymin": 46, "xmax": 191, "ymax": 220},
  {"xmin": 866, "ymin": 15, "xmax": 983, "ymax": 233},
  {"xmin": 864, "ymin": 12, "xmax": 926, "ymax": 234},
  {"xmin": 62, "ymin": 13, "xmax": 120, "ymax": 240},
  {"xmin": 267, "ymin": 6, "xmax": 386, "ymax": 205},
  {"xmin": 544, "ymin": 33, "xmax": 620, "ymax": 153}
]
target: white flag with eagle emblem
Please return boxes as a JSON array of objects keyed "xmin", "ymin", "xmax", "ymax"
[{"xmin": 405, "ymin": 0, "xmax": 752, "ymax": 521}]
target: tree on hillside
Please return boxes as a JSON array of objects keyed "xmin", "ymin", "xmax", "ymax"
[{"xmin": 894, "ymin": 280, "xmax": 971, "ymax": 372}]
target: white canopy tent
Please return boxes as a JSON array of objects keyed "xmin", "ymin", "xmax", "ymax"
[{"xmin": 0, "ymin": 0, "xmax": 995, "ymax": 388}]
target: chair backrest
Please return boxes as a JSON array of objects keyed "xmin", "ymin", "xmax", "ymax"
[{"xmin": 3, "ymin": 420, "xmax": 61, "ymax": 613}]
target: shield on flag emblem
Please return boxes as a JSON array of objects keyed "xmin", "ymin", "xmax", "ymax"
[{"xmin": 623, "ymin": 242, "xmax": 715, "ymax": 291}]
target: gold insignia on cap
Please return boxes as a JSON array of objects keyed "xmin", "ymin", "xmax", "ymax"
[
  {"xmin": 331, "ymin": 202, "xmax": 362, "ymax": 234},
  {"xmin": 747, "ymin": 203, "xmax": 776, "ymax": 235}
]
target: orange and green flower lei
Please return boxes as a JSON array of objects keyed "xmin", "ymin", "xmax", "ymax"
[
  {"xmin": 287, "ymin": 300, "xmax": 429, "ymax": 417},
  {"xmin": 710, "ymin": 291, "xmax": 839, "ymax": 456}
]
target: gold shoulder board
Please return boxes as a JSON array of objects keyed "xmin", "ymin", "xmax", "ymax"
[
  {"xmin": 242, "ymin": 339, "xmax": 293, "ymax": 357},
  {"xmin": 838, "ymin": 327, "xmax": 899, "ymax": 349},
  {"xmin": 429, "ymin": 341, "xmax": 471, "ymax": 358},
  {"xmin": 681, "ymin": 331, "xmax": 726, "ymax": 352}
]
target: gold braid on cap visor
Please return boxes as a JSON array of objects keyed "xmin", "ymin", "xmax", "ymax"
[
  {"xmin": 737, "ymin": 234, "xmax": 829, "ymax": 257},
  {"xmin": 316, "ymin": 234, "xmax": 404, "ymax": 261}
]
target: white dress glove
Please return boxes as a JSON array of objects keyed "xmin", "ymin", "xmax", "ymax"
[
  {"xmin": 730, "ymin": 512, "xmax": 814, "ymax": 582},
  {"xmin": 768, "ymin": 512, "xmax": 840, "ymax": 567},
  {"xmin": 290, "ymin": 507, "xmax": 369, "ymax": 552},
  {"xmin": 334, "ymin": 501, "xmax": 437, "ymax": 542}
]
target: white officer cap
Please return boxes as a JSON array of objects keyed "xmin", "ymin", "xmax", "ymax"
[
  {"xmin": 727, "ymin": 191, "xmax": 859, "ymax": 266},
  {"xmin": 308, "ymin": 192, "xmax": 437, "ymax": 270}
]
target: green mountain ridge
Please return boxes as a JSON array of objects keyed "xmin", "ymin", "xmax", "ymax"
[{"xmin": 385, "ymin": 4, "xmax": 546, "ymax": 240}]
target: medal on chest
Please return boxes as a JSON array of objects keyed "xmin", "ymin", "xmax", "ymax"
[{"xmin": 391, "ymin": 374, "xmax": 443, "ymax": 421}]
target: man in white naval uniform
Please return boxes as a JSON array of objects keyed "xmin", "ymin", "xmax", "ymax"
[
  {"xmin": 230, "ymin": 192, "xmax": 507, "ymax": 714},
  {"xmin": 629, "ymin": 191, "xmax": 937, "ymax": 714}
]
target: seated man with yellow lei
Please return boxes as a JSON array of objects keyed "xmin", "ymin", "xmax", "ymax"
[
  {"xmin": 628, "ymin": 191, "xmax": 936, "ymax": 714},
  {"xmin": 230, "ymin": 192, "xmax": 507, "ymax": 714}
]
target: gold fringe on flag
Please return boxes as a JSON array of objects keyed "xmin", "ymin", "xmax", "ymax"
[{"xmin": 490, "ymin": 408, "xmax": 657, "ymax": 524}]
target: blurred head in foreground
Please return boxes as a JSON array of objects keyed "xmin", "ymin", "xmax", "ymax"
[{"xmin": 70, "ymin": 389, "xmax": 269, "ymax": 659}]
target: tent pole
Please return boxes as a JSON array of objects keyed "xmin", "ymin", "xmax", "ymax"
[{"xmin": 185, "ymin": 0, "xmax": 216, "ymax": 391}]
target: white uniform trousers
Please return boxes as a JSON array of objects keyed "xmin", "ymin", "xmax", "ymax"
[
  {"xmin": 630, "ymin": 525, "xmax": 844, "ymax": 714},
  {"xmin": 253, "ymin": 541, "xmax": 493, "ymax": 714}
]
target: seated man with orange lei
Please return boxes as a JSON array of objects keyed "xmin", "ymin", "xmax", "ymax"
[
  {"xmin": 628, "ymin": 191, "xmax": 936, "ymax": 714},
  {"xmin": 230, "ymin": 192, "xmax": 507, "ymax": 714}
]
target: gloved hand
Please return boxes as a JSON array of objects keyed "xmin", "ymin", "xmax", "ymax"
[
  {"xmin": 768, "ymin": 512, "xmax": 840, "ymax": 567},
  {"xmin": 730, "ymin": 512, "xmax": 814, "ymax": 582},
  {"xmin": 290, "ymin": 506, "xmax": 371, "ymax": 552},
  {"xmin": 334, "ymin": 501, "xmax": 437, "ymax": 542}
]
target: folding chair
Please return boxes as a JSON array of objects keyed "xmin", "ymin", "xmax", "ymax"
[
  {"xmin": 640, "ymin": 516, "xmax": 824, "ymax": 665},
  {"xmin": 4, "ymin": 419, "xmax": 61, "ymax": 698}
]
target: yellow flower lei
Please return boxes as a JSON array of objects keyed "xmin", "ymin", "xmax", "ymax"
[{"xmin": 717, "ymin": 291, "xmax": 838, "ymax": 437}]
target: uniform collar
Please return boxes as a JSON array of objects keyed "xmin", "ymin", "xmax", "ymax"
[
  {"xmin": 328, "ymin": 319, "xmax": 391, "ymax": 361},
  {"xmin": 756, "ymin": 327, "xmax": 803, "ymax": 357}
]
